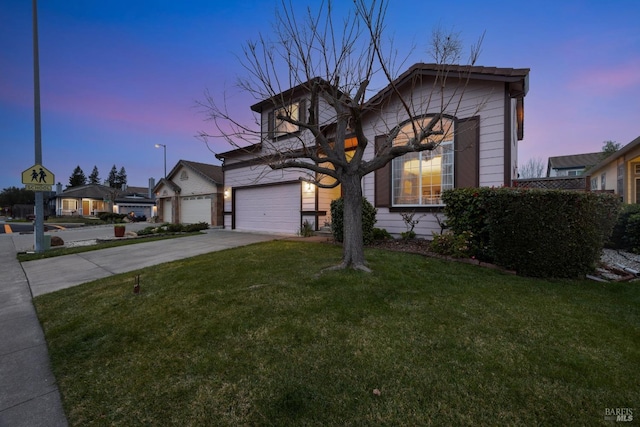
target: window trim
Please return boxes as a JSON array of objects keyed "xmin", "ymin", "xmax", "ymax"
[
  {"xmin": 390, "ymin": 114, "xmax": 455, "ymax": 208},
  {"xmin": 268, "ymin": 99, "xmax": 306, "ymax": 141}
]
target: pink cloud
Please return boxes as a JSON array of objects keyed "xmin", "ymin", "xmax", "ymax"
[{"xmin": 568, "ymin": 60, "xmax": 640, "ymax": 96}]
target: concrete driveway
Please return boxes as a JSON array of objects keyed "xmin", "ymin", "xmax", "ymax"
[{"xmin": 19, "ymin": 227, "xmax": 281, "ymax": 296}]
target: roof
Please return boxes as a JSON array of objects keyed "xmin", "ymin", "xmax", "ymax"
[
  {"xmin": 216, "ymin": 143, "xmax": 262, "ymax": 160},
  {"xmin": 547, "ymin": 152, "xmax": 602, "ymax": 170},
  {"xmin": 585, "ymin": 135, "xmax": 640, "ymax": 175},
  {"xmin": 166, "ymin": 160, "xmax": 223, "ymax": 184},
  {"xmin": 365, "ymin": 63, "xmax": 530, "ymax": 110},
  {"xmin": 56, "ymin": 183, "xmax": 155, "ymax": 202}
]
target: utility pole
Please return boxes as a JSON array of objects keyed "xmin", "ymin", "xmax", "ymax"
[{"xmin": 33, "ymin": 0, "xmax": 44, "ymax": 252}]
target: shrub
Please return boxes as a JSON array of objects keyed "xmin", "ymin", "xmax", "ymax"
[
  {"xmin": 607, "ymin": 204, "xmax": 640, "ymax": 251},
  {"xmin": 430, "ymin": 230, "xmax": 474, "ymax": 258},
  {"xmin": 98, "ymin": 212, "xmax": 126, "ymax": 223},
  {"xmin": 183, "ymin": 222, "xmax": 209, "ymax": 232},
  {"xmin": 372, "ymin": 227, "xmax": 392, "ymax": 241},
  {"xmin": 166, "ymin": 223, "xmax": 184, "ymax": 233},
  {"xmin": 298, "ymin": 220, "xmax": 314, "ymax": 237},
  {"xmin": 442, "ymin": 187, "xmax": 620, "ymax": 278},
  {"xmin": 330, "ymin": 197, "xmax": 377, "ymax": 245}
]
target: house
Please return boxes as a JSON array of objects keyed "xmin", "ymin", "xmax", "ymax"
[
  {"xmin": 586, "ymin": 135, "xmax": 640, "ymax": 201},
  {"xmin": 546, "ymin": 152, "xmax": 601, "ymax": 177},
  {"xmin": 55, "ymin": 181, "xmax": 156, "ymax": 218},
  {"xmin": 153, "ymin": 160, "xmax": 223, "ymax": 225},
  {"xmin": 217, "ymin": 63, "xmax": 530, "ymax": 237}
]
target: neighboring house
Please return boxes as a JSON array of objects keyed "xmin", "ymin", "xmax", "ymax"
[
  {"xmin": 217, "ymin": 63, "xmax": 530, "ymax": 237},
  {"xmin": 546, "ymin": 152, "xmax": 601, "ymax": 177},
  {"xmin": 586, "ymin": 135, "xmax": 640, "ymax": 202},
  {"xmin": 153, "ymin": 160, "xmax": 223, "ymax": 225},
  {"xmin": 55, "ymin": 182, "xmax": 157, "ymax": 218}
]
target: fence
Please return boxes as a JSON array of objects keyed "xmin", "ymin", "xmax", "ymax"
[{"xmin": 512, "ymin": 176, "xmax": 590, "ymax": 191}]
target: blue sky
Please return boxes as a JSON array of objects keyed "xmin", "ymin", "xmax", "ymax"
[{"xmin": 1, "ymin": 0, "xmax": 639, "ymax": 190}]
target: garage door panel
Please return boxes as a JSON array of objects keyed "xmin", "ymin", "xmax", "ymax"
[
  {"xmin": 236, "ymin": 184, "xmax": 300, "ymax": 233},
  {"xmin": 181, "ymin": 197, "xmax": 211, "ymax": 224}
]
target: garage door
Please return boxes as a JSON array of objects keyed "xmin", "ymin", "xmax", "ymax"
[
  {"xmin": 235, "ymin": 184, "xmax": 300, "ymax": 233},
  {"xmin": 181, "ymin": 196, "xmax": 212, "ymax": 224},
  {"xmin": 163, "ymin": 199, "xmax": 172, "ymax": 223}
]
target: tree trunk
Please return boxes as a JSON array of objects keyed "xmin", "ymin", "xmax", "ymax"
[{"xmin": 339, "ymin": 172, "xmax": 370, "ymax": 272}]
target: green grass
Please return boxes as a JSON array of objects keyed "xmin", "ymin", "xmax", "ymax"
[{"xmin": 34, "ymin": 241, "xmax": 639, "ymax": 426}]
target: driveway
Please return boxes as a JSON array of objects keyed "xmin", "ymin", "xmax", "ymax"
[{"xmin": 18, "ymin": 227, "xmax": 281, "ymax": 296}]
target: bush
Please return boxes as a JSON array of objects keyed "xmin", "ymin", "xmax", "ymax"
[
  {"xmin": 98, "ymin": 212, "xmax": 126, "ymax": 223},
  {"xmin": 372, "ymin": 228, "xmax": 392, "ymax": 241},
  {"xmin": 442, "ymin": 188, "xmax": 620, "ymax": 278},
  {"xmin": 330, "ymin": 197, "xmax": 377, "ymax": 245},
  {"xmin": 183, "ymin": 222, "xmax": 210, "ymax": 232},
  {"xmin": 430, "ymin": 230, "xmax": 474, "ymax": 258},
  {"xmin": 607, "ymin": 204, "xmax": 640, "ymax": 251},
  {"xmin": 298, "ymin": 220, "xmax": 314, "ymax": 237}
]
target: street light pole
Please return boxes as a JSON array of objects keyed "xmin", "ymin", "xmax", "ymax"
[
  {"xmin": 155, "ymin": 143, "xmax": 166, "ymax": 178},
  {"xmin": 33, "ymin": 0, "xmax": 44, "ymax": 253}
]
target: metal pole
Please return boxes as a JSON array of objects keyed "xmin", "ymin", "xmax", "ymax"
[
  {"xmin": 163, "ymin": 145, "xmax": 166, "ymax": 178},
  {"xmin": 33, "ymin": 0, "xmax": 44, "ymax": 252}
]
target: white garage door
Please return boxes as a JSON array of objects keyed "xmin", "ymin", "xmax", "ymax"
[
  {"xmin": 235, "ymin": 184, "xmax": 300, "ymax": 233},
  {"xmin": 181, "ymin": 196, "xmax": 212, "ymax": 224},
  {"xmin": 163, "ymin": 199, "xmax": 172, "ymax": 223}
]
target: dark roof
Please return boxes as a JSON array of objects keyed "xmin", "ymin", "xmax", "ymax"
[
  {"xmin": 56, "ymin": 184, "xmax": 117, "ymax": 199},
  {"xmin": 585, "ymin": 135, "xmax": 640, "ymax": 175},
  {"xmin": 365, "ymin": 63, "xmax": 530, "ymax": 110},
  {"xmin": 216, "ymin": 143, "xmax": 262, "ymax": 160},
  {"xmin": 162, "ymin": 160, "xmax": 222, "ymax": 185},
  {"xmin": 547, "ymin": 152, "xmax": 602, "ymax": 170}
]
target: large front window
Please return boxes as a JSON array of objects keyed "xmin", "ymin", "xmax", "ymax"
[{"xmin": 392, "ymin": 116, "xmax": 454, "ymax": 206}]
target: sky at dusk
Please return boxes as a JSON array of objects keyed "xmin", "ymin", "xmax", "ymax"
[{"xmin": 1, "ymin": 0, "xmax": 639, "ymax": 190}]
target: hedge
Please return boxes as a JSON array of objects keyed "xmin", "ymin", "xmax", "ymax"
[{"xmin": 442, "ymin": 188, "xmax": 620, "ymax": 278}]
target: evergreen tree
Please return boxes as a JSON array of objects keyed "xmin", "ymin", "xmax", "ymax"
[
  {"xmin": 68, "ymin": 165, "xmax": 87, "ymax": 188},
  {"xmin": 88, "ymin": 165, "xmax": 100, "ymax": 184},
  {"xmin": 116, "ymin": 166, "xmax": 127, "ymax": 188},
  {"xmin": 107, "ymin": 165, "xmax": 118, "ymax": 188}
]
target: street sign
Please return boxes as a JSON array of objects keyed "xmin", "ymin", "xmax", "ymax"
[
  {"xmin": 25, "ymin": 183, "xmax": 52, "ymax": 191},
  {"xmin": 22, "ymin": 164, "xmax": 55, "ymax": 186}
]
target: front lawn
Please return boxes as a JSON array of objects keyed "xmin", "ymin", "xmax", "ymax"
[{"xmin": 34, "ymin": 241, "xmax": 639, "ymax": 426}]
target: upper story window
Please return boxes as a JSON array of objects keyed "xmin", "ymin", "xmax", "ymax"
[
  {"xmin": 268, "ymin": 100, "xmax": 305, "ymax": 140},
  {"xmin": 391, "ymin": 116, "xmax": 454, "ymax": 206}
]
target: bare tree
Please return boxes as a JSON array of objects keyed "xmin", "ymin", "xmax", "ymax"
[
  {"xmin": 199, "ymin": 0, "xmax": 482, "ymax": 271},
  {"xmin": 519, "ymin": 157, "xmax": 545, "ymax": 178}
]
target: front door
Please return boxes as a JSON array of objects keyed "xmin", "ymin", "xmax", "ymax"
[{"xmin": 82, "ymin": 200, "xmax": 90, "ymax": 216}]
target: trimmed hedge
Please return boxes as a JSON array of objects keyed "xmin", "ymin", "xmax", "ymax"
[
  {"xmin": 330, "ymin": 197, "xmax": 377, "ymax": 245},
  {"xmin": 608, "ymin": 204, "xmax": 640, "ymax": 252},
  {"xmin": 442, "ymin": 188, "xmax": 620, "ymax": 278}
]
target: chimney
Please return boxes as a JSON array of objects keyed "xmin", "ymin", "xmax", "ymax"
[
  {"xmin": 56, "ymin": 182, "xmax": 62, "ymax": 194},
  {"xmin": 148, "ymin": 178, "xmax": 155, "ymax": 199}
]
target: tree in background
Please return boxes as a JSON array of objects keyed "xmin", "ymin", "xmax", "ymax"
[
  {"xmin": 88, "ymin": 166, "xmax": 100, "ymax": 184},
  {"xmin": 116, "ymin": 167, "xmax": 127, "ymax": 188},
  {"xmin": 199, "ymin": 0, "xmax": 483, "ymax": 271},
  {"xmin": 68, "ymin": 165, "xmax": 87, "ymax": 188},
  {"xmin": 107, "ymin": 165, "xmax": 118, "ymax": 188},
  {"xmin": 519, "ymin": 157, "xmax": 545, "ymax": 178},
  {"xmin": 0, "ymin": 187, "xmax": 36, "ymax": 216},
  {"xmin": 601, "ymin": 140, "xmax": 621, "ymax": 158}
]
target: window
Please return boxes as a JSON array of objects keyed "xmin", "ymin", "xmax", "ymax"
[
  {"xmin": 601, "ymin": 173, "xmax": 606, "ymax": 190},
  {"xmin": 617, "ymin": 164, "xmax": 624, "ymax": 195},
  {"xmin": 269, "ymin": 101, "xmax": 304, "ymax": 139},
  {"xmin": 62, "ymin": 199, "xmax": 77, "ymax": 210},
  {"xmin": 392, "ymin": 116, "xmax": 454, "ymax": 206},
  {"xmin": 591, "ymin": 176, "xmax": 598, "ymax": 191}
]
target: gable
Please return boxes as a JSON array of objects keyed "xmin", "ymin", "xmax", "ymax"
[{"xmin": 170, "ymin": 165, "xmax": 218, "ymax": 196}]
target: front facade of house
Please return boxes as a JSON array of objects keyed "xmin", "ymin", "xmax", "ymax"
[
  {"xmin": 55, "ymin": 183, "xmax": 156, "ymax": 218},
  {"xmin": 218, "ymin": 64, "xmax": 529, "ymax": 237},
  {"xmin": 587, "ymin": 136, "xmax": 640, "ymax": 202},
  {"xmin": 153, "ymin": 160, "xmax": 223, "ymax": 225}
]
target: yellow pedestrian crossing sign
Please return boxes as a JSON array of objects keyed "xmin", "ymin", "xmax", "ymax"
[{"xmin": 22, "ymin": 164, "xmax": 55, "ymax": 190}]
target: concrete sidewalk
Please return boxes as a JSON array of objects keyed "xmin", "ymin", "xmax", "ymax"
[
  {"xmin": 1, "ymin": 227, "xmax": 281, "ymax": 426},
  {"xmin": 0, "ymin": 236, "xmax": 68, "ymax": 427}
]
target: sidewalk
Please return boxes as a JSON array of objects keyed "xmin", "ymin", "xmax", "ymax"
[
  {"xmin": 1, "ymin": 226, "xmax": 283, "ymax": 426},
  {"xmin": 0, "ymin": 236, "xmax": 68, "ymax": 427}
]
